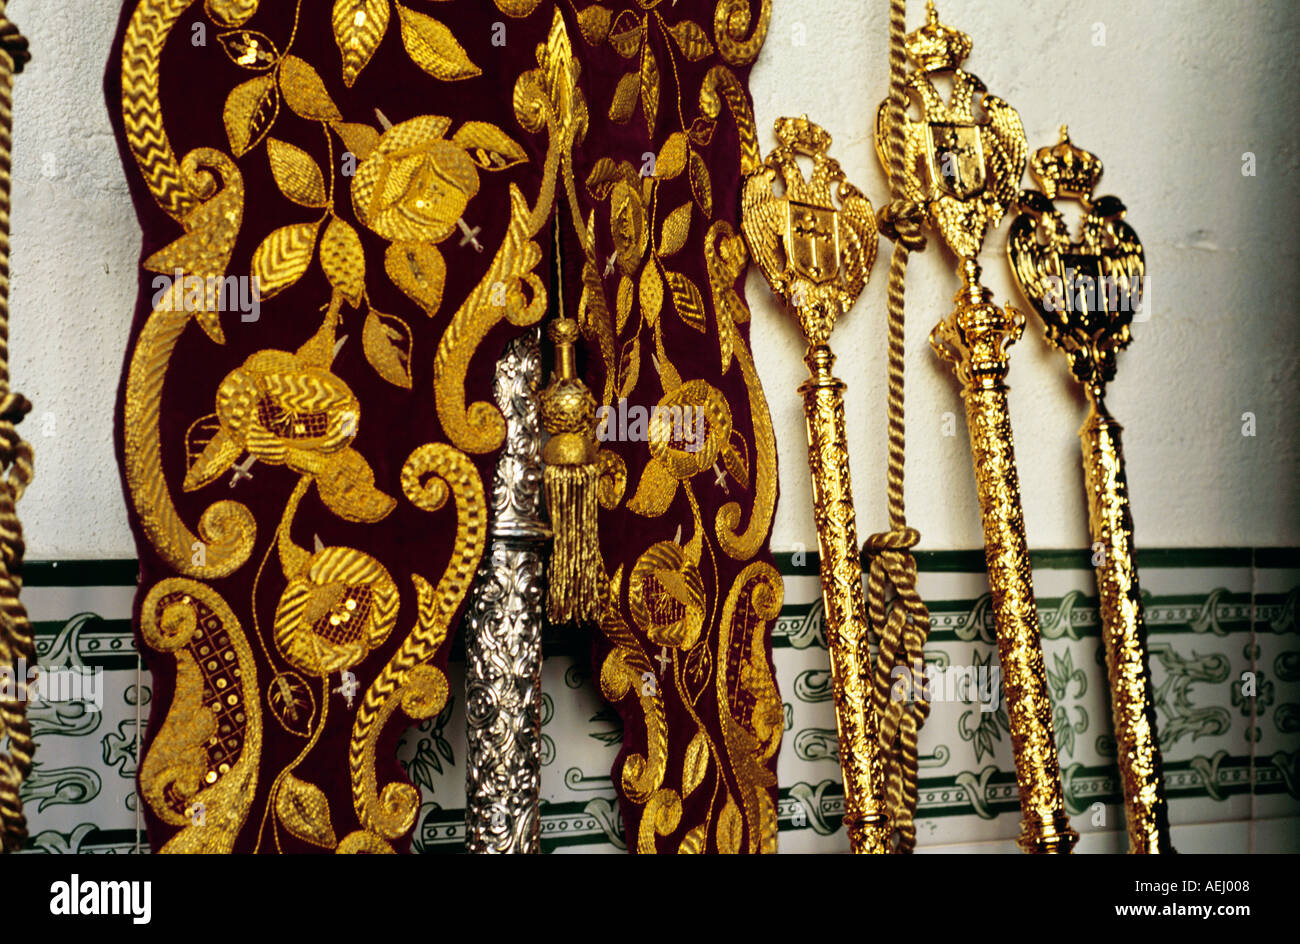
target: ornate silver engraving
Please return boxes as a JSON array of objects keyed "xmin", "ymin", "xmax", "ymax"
[{"xmin": 465, "ymin": 330, "xmax": 549, "ymax": 853}]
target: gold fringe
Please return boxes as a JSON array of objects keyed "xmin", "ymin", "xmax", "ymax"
[{"xmin": 544, "ymin": 463, "xmax": 600, "ymax": 623}]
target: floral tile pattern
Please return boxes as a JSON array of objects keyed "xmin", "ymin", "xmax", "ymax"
[{"xmin": 15, "ymin": 549, "xmax": 1299, "ymax": 854}]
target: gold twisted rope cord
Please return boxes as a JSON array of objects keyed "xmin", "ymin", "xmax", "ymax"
[
  {"xmin": 866, "ymin": 0, "xmax": 933, "ymax": 854},
  {"xmin": 0, "ymin": 2, "xmax": 32, "ymax": 855}
]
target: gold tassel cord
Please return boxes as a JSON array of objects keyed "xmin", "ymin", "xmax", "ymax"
[
  {"xmin": 540, "ymin": 217, "xmax": 601, "ymax": 624},
  {"xmin": 0, "ymin": 2, "xmax": 32, "ymax": 855},
  {"xmin": 866, "ymin": 0, "xmax": 933, "ymax": 854}
]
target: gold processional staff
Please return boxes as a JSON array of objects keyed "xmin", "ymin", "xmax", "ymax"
[
  {"xmin": 742, "ymin": 116, "xmax": 890, "ymax": 853},
  {"xmin": 1009, "ymin": 127, "xmax": 1173, "ymax": 853},
  {"xmin": 874, "ymin": 3, "xmax": 1077, "ymax": 853}
]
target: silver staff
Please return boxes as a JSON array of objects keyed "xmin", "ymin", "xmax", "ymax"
[{"xmin": 464, "ymin": 330, "xmax": 549, "ymax": 853}]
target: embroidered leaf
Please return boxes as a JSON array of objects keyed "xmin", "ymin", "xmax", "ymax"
[
  {"xmin": 722, "ymin": 441, "xmax": 749, "ymax": 490},
  {"xmin": 608, "ymin": 20, "xmax": 643, "ymax": 58},
  {"xmin": 639, "ymin": 42, "xmax": 660, "ymax": 135},
  {"xmin": 682, "ymin": 730, "xmax": 709, "ymax": 797},
  {"xmin": 266, "ymin": 138, "xmax": 327, "ymax": 208},
  {"xmin": 666, "ymin": 20, "xmax": 714, "ymax": 60},
  {"xmin": 385, "ymin": 240, "xmax": 446, "ymax": 315},
  {"xmin": 687, "ymin": 115, "xmax": 716, "ymax": 148},
  {"xmin": 609, "ymin": 71, "xmax": 639, "ymax": 124},
  {"xmin": 665, "ymin": 270, "xmax": 707, "ymax": 331},
  {"xmin": 278, "ymin": 55, "xmax": 342, "ymax": 121},
  {"xmin": 267, "ymin": 671, "xmax": 316, "ymax": 737},
  {"xmin": 616, "ymin": 274, "xmax": 634, "ymax": 333},
  {"xmin": 332, "ymin": 0, "xmax": 390, "ymax": 88},
  {"xmin": 654, "ymin": 335, "xmax": 682, "ymax": 391},
  {"xmin": 223, "ymin": 73, "xmax": 279, "ymax": 157},
  {"xmin": 617, "ymin": 335, "xmax": 640, "ymax": 400},
  {"xmin": 577, "ymin": 4, "xmax": 612, "ymax": 45},
  {"xmin": 678, "ymin": 824, "xmax": 707, "ymax": 853},
  {"xmin": 320, "ymin": 217, "xmax": 365, "ymax": 305},
  {"xmin": 688, "ymin": 150, "xmax": 712, "ymax": 217},
  {"xmin": 397, "ymin": 5, "xmax": 481, "ymax": 81},
  {"xmin": 331, "ymin": 121, "xmax": 380, "ymax": 161},
  {"xmin": 250, "ymin": 220, "xmax": 319, "ymax": 298},
  {"xmin": 654, "ymin": 133, "xmax": 687, "ymax": 181},
  {"xmin": 217, "ymin": 29, "xmax": 279, "ymax": 70},
  {"xmin": 639, "ymin": 261, "xmax": 663, "ymax": 326},
  {"xmin": 658, "ymin": 202, "xmax": 692, "ymax": 256},
  {"xmin": 452, "ymin": 121, "xmax": 527, "ymax": 171},
  {"xmin": 628, "ymin": 456, "xmax": 677, "ymax": 517},
  {"xmin": 684, "ymin": 640, "xmax": 710, "ymax": 692},
  {"xmin": 315, "ymin": 447, "xmax": 395, "ymax": 522},
  {"xmin": 717, "ymin": 796, "xmax": 743, "ymax": 853},
  {"xmin": 276, "ymin": 773, "xmax": 338, "ymax": 849},
  {"xmin": 362, "ymin": 308, "xmax": 414, "ymax": 389},
  {"xmin": 586, "ymin": 157, "xmax": 618, "ymax": 199},
  {"xmin": 183, "ymin": 417, "xmax": 240, "ymax": 491}
]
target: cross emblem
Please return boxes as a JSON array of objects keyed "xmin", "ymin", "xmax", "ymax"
[
  {"xmin": 654, "ymin": 646, "xmax": 670, "ymax": 675},
  {"xmin": 457, "ymin": 218, "xmax": 483, "ymax": 252},
  {"xmin": 228, "ymin": 455, "xmax": 255, "ymax": 487},
  {"xmin": 712, "ymin": 462, "xmax": 729, "ymax": 493}
]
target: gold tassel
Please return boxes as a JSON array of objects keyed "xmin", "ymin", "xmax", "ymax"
[{"xmin": 540, "ymin": 316, "xmax": 601, "ymax": 623}]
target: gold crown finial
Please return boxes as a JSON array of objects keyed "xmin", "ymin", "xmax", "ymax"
[
  {"xmin": 1030, "ymin": 125, "xmax": 1103, "ymax": 200},
  {"xmin": 905, "ymin": 2, "xmax": 972, "ymax": 72}
]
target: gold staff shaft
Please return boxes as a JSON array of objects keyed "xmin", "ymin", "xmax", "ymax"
[
  {"xmin": 936, "ymin": 260, "xmax": 1077, "ymax": 854},
  {"xmin": 799, "ymin": 343, "xmax": 890, "ymax": 854},
  {"xmin": 1081, "ymin": 396, "xmax": 1172, "ymax": 852},
  {"xmin": 742, "ymin": 114, "xmax": 887, "ymax": 852}
]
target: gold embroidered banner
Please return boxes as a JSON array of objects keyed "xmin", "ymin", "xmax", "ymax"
[{"xmin": 107, "ymin": 0, "xmax": 780, "ymax": 853}]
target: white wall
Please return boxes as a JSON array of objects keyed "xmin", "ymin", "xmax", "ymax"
[{"xmin": 8, "ymin": 0, "xmax": 1298, "ymax": 559}]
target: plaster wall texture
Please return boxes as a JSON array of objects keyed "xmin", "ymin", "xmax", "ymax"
[{"xmin": 6, "ymin": 0, "xmax": 1297, "ymax": 559}]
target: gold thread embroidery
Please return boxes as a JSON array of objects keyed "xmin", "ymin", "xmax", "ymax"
[
  {"xmin": 434, "ymin": 11, "xmax": 580, "ymax": 454},
  {"xmin": 705, "ymin": 221, "xmax": 776, "ymax": 560},
  {"xmin": 347, "ymin": 444, "xmax": 485, "ymax": 842},
  {"xmin": 332, "ymin": 0, "xmax": 389, "ymax": 88},
  {"xmin": 598, "ymin": 566, "xmax": 668, "ymax": 805},
  {"xmin": 711, "ymin": 0, "xmax": 771, "ymax": 67},
  {"xmin": 395, "ymin": 4, "xmax": 481, "ymax": 81},
  {"xmin": 124, "ymin": 149, "xmax": 257, "ymax": 579},
  {"xmin": 139, "ymin": 578, "xmax": 261, "ymax": 853},
  {"xmin": 638, "ymin": 788, "xmax": 682, "ymax": 853},
  {"xmin": 716, "ymin": 561, "xmax": 783, "ymax": 853},
  {"xmin": 122, "ymin": 0, "xmax": 201, "ymax": 220}
]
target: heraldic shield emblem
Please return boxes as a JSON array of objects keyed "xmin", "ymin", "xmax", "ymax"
[
  {"xmin": 926, "ymin": 121, "xmax": 986, "ymax": 200},
  {"xmin": 1009, "ymin": 127, "xmax": 1146, "ymax": 392},
  {"xmin": 786, "ymin": 201, "xmax": 840, "ymax": 284}
]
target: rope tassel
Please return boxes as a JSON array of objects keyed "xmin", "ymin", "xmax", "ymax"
[
  {"xmin": 540, "ymin": 317, "xmax": 601, "ymax": 623},
  {"xmin": 864, "ymin": 0, "xmax": 934, "ymax": 854}
]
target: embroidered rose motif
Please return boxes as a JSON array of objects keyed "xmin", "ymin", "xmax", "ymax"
[
  {"xmin": 628, "ymin": 380, "xmax": 746, "ymax": 517},
  {"xmin": 647, "ymin": 379, "xmax": 730, "ymax": 477},
  {"xmin": 273, "ymin": 546, "xmax": 399, "ymax": 676},
  {"xmin": 184, "ymin": 348, "xmax": 395, "ymax": 523},
  {"xmin": 609, "ymin": 178, "xmax": 649, "ymax": 275},
  {"xmin": 629, "ymin": 539, "xmax": 705, "ymax": 649},
  {"xmin": 351, "ymin": 116, "xmax": 480, "ymax": 244}
]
